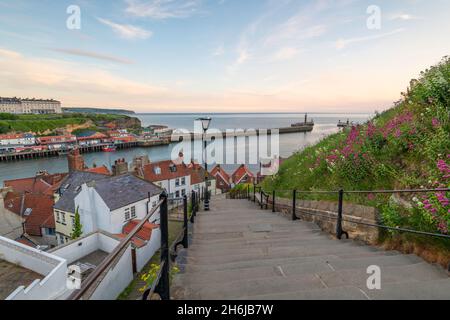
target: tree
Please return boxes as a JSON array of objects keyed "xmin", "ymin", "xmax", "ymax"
[{"xmin": 71, "ymin": 206, "xmax": 83, "ymax": 239}]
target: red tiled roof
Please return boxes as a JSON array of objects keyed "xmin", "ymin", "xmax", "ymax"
[
  {"xmin": 188, "ymin": 166, "xmax": 214, "ymax": 186},
  {"xmin": 0, "ymin": 133, "xmax": 26, "ymax": 140},
  {"xmin": 143, "ymin": 160, "xmax": 191, "ymax": 182},
  {"xmin": 4, "ymin": 173, "xmax": 66, "ymax": 195},
  {"xmin": 16, "ymin": 237, "xmax": 37, "ymax": 248},
  {"xmin": 210, "ymin": 165, "xmax": 231, "ymax": 185},
  {"xmin": 85, "ymin": 166, "xmax": 111, "ymax": 176},
  {"xmin": 37, "ymin": 135, "xmax": 76, "ymax": 145},
  {"xmin": 111, "ymin": 136, "xmax": 136, "ymax": 143},
  {"xmin": 77, "ymin": 132, "xmax": 108, "ymax": 141},
  {"xmin": 4, "ymin": 192, "xmax": 55, "ymax": 236},
  {"xmin": 114, "ymin": 233, "xmax": 147, "ymax": 248},
  {"xmin": 232, "ymin": 165, "xmax": 254, "ymax": 184},
  {"xmin": 123, "ymin": 220, "xmax": 158, "ymax": 242}
]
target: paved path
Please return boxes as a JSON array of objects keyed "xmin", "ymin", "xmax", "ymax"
[{"xmin": 172, "ymin": 195, "xmax": 450, "ymax": 300}]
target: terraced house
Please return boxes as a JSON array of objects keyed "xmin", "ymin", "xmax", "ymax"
[{"xmin": 53, "ymin": 171, "xmax": 162, "ymax": 245}]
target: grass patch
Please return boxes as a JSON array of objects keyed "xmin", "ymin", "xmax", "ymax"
[{"xmin": 117, "ymin": 220, "xmax": 184, "ymax": 300}]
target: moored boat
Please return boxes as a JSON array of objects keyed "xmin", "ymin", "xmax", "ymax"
[{"xmin": 103, "ymin": 145, "xmax": 117, "ymax": 152}]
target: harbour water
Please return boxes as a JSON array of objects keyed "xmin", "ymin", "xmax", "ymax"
[{"xmin": 0, "ymin": 113, "xmax": 373, "ymax": 184}]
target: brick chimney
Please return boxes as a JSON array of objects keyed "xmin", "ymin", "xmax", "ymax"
[
  {"xmin": 112, "ymin": 158, "xmax": 129, "ymax": 176},
  {"xmin": 68, "ymin": 148, "xmax": 85, "ymax": 173}
]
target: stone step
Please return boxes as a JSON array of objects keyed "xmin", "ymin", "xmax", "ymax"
[
  {"xmin": 174, "ymin": 262, "xmax": 446, "ymax": 300},
  {"xmin": 177, "ymin": 251, "xmax": 401, "ymax": 274},
  {"xmin": 190, "ymin": 232, "xmax": 329, "ymax": 247},
  {"xmin": 179, "ymin": 245, "xmax": 388, "ymax": 265},
  {"xmin": 366, "ymin": 278, "xmax": 450, "ymax": 300},
  {"xmin": 318, "ymin": 262, "xmax": 448, "ymax": 288},
  {"xmin": 192, "ymin": 223, "xmax": 319, "ymax": 234},
  {"xmin": 182, "ymin": 241, "xmax": 380, "ymax": 259},
  {"xmin": 173, "ymin": 273, "xmax": 325, "ymax": 300},
  {"xmin": 243, "ymin": 285, "xmax": 369, "ymax": 300},
  {"xmin": 175, "ymin": 255, "xmax": 422, "ymax": 286},
  {"xmin": 191, "ymin": 228, "xmax": 323, "ymax": 242},
  {"xmin": 188, "ymin": 237, "xmax": 340, "ymax": 251}
]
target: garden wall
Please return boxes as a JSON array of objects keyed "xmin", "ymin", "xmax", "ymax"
[{"xmin": 256, "ymin": 195, "xmax": 380, "ymax": 244}]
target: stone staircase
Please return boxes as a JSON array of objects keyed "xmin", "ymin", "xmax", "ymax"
[{"xmin": 172, "ymin": 195, "xmax": 450, "ymax": 300}]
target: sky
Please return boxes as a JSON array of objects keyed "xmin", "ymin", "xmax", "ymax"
[{"xmin": 0, "ymin": 0, "xmax": 449, "ymax": 113}]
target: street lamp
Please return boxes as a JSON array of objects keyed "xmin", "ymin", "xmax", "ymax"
[{"xmin": 197, "ymin": 117, "xmax": 212, "ymax": 211}]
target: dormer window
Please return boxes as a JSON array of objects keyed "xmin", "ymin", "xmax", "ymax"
[
  {"xmin": 154, "ymin": 166, "xmax": 161, "ymax": 175},
  {"xmin": 169, "ymin": 165, "xmax": 177, "ymax": 173}
]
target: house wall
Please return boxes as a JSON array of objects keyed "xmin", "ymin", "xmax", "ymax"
[
  {"xmin": 1, "ymin": 236, "xmax": 67, "ymax": 300},
  {"xmin": 136, "ymin": 227, "xmax": 161, "ymax": 272},
  {"xmin": 75, "ymin": 185, "xmax": 111, "ymax": 235},
  {"xmin": 109, "ymin": 195, "xmax": 160, "ymax": 234},
  {"xmin": 50, "ymin": 232, "xmax": 134, "ymax": 300},
  {"xmin": 154, "ymin": 176, "xmax": 190, "ymax": 199},
  {"xmin": 54, "ymin": 209, "xmax": 75, "ymax": 244},
  {"xmin": 89, "ymin": 244, "xmax": 134, "ymax": 300}
]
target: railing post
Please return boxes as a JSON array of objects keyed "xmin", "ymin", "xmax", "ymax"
[
  {"xmin": 272, "ymin": 190, "xmax": 276, "ymax": 213},
  {"xmin": 157, "ymin": 192, "xmax": 170, "ymax": 300},
  {"xmin": 253, "ymin": 184, "xmax": 256, "ymax": 202},
  {"xmin": 336, "ymin": 189, "xmax": 348, "ymax": 239},
  {"xmin": 292, "ymin": 190, "xmax": 298, "ymax": 221},
  {"xmin": 247, "ymin": 184, "xmax": 250, "ymax": 200},
  {"xmin": 260, "ymin": 189, "xmax": 263, "ymax": 209},
  {"xmin": 182, "ymin": 195, "xmax": 189, "ymax": 248},
  {"xmin": 190, "ymin": 191, "xmax": 196, "ymax": 223}
]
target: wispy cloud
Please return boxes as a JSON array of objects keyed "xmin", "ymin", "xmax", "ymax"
[
  {"xmin": 0, "ymin": 48, "xmax": 167, "ymax": 99},
  {"xmin": 389, "ymin": 13, "xmax": 422, "ymax": 21},
  {"xmin": 273, "ymin": 47, "xmax": 301, "ymax": 61},
  {"xmin": 335, "ymin": 28, "xmax": 405, "ymax": 50},
  {"xmin": 48, "ymin": 48, "xmax": 134, "ymax": 64},
  {"xmin": 97, "ymin": 17, "xmax": 152, "ymax": 39},
  {"xmin": 125, "ymin": 0, "xmax": 202, "ymax": 19}
]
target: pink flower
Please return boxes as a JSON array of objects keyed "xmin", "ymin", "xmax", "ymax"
[{"xmin": 432, "ymin": 118, "xmax": 441, "ymax": 128}]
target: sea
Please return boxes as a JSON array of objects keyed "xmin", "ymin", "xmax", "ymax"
[{"xmin": 0, "ymin": 113, "xmax": 373, "ymax": 184}]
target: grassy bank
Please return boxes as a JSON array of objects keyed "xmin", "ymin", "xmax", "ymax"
[
  {"xmin": 257, "ymin": 57, "xmax": 450, "ymax": 264},
  {"xmin": 0, "ymin": 113, "xmax": 137, "ymax": 134}
]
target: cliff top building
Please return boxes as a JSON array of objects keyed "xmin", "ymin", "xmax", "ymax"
[{"xmin": 0, "ymin": 97, "xmax": 62, "ymax": 114}]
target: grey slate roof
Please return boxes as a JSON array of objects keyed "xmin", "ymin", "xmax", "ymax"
[
  {"xmin": 93, "ymin": 174, "xmax": 163, "ymax": 211},
  {"xmin": 54, "ymin": 171, "xmax": 162, "ymax": 212}
]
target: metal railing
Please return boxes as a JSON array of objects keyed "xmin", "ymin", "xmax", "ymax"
[
  {"xmin": 250, "ymin": 184, "xmax": 450, "ymax": 240},
  {"xmin": 68, "ymin": 190, "xmax": 201, "ymax": 301}
]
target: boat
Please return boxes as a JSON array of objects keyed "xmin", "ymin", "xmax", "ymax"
[{"xmin": 103, "ymin": 145, "xmax": 117, "ymax": 152}]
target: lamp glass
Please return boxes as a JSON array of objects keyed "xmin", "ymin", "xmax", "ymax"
[{"xmin": 197, "ymin": 117, "xmax": 212, "ymax": 131}]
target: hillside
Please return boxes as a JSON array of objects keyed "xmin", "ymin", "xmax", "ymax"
[
  {"xmin": 0, "ymin": 113, "xmax": 142, "ymax": 135},
  {"xmin": 260, "ymin": 57, "xmax": 450, "ymax": 262},
  {"xmin": 62, "ymin": 107, "xmax": 135, "ymax": 115}
]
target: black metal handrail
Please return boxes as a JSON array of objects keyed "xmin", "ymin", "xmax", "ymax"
[
  {"xmin": 142, "ymin": 192, "xmax": 199, "ymax": 300},
  {"xmin": 68, "ymin": 196, "xmax": 166, "ymax": 300},
  {"xmin": 252, "ymin": 184, "xmax": 450, "ymax": 240},
  {"xmin": 68, "ymin": 190, "xmax": 197, "ymax": 301}
]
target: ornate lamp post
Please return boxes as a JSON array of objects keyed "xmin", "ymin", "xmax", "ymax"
[{"xmin": 197, "ymin": 117, "xmax": 212, "ymax": 211}]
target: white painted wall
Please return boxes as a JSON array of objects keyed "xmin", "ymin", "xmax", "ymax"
[
  {"xmin": 75, "ymin": 185, "xmax": 110, "ymax": 235},
  {"xmin": 89, "ymin": 244, "xmax": 134, "ymax": 300},
  {"xmin": 50, "ymin": 232, "xmax": 134, "ymax": 300},
  {"xmin": 75, "ymin": 185, "xmax": 160, "ymax": 236},
  {"xmin": 136, "ymin": 228, "xmax": 161, "ymax": 272},
  {"xmin": 1, "ymin": 236, "xmax": 67, "ymax": 300},
  {"xmin": 109, "ymin": 195, "xmax": 160, "ymax": 234}
]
